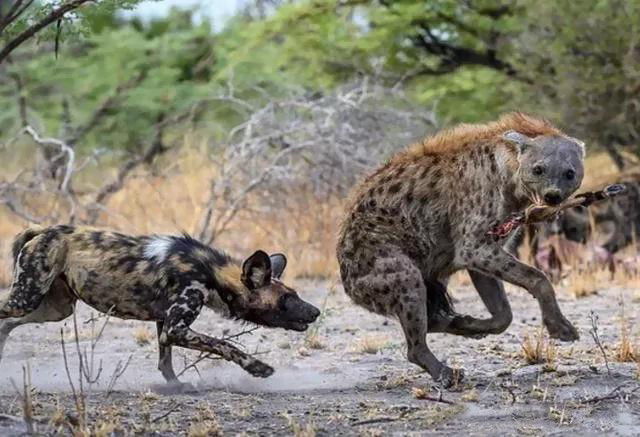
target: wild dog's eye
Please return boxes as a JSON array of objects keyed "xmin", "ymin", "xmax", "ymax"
[
  {"xmin": 532, "ymin": 165, "xmax": 544, "ymax": 176},
  {"xmin": 565, "ymin": 169, "xmax": 575, "ymax": 180},
  {"xmin": 225, "ymin": 294, "xmax": 234, "ymax": 303}
]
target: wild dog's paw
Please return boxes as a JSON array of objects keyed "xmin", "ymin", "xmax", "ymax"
[
  {"xmin": 546, "ymin": 317, "xmax": 579, "ymax": 342},
  {"xmin": 436, "ymin": 366, "xmax": 464, "ymax": 389},
  {"xmin": 246, "ymin": 360, "xmax": 275, "ymax": 378}
]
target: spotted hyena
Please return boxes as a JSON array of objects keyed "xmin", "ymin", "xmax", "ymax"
[
  {"xmin": 337, "ymin": 112, "xmax": 585, "ymax": 386},
  {"xmin": 0, "ymin": 225, "xmax": 320, "ymax": 389}
]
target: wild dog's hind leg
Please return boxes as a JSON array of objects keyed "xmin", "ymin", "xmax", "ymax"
[
  {"xmin": 354, "ymin": 254, "xmax": 461, "ymax": 387},
  {"xmin": 160, "ymin": 284, "xmax": 274, "ymax": 379},
  {"xmin": 0, "ymin": 233, "xmax": 67, "ymax": 318},
  {"xmin": 0, "ymin": 278, "xmax": 75, "ymax": 362}
]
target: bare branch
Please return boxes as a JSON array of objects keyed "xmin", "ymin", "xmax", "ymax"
[
  {"xmin": 22, "ymin": 126, "xmax": 75, "ymax": 193},
  {"xmin": 0, "ymin": 0, "xmax": 93, "ymax": 65}
]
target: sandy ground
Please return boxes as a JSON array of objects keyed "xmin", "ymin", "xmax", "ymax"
[{"xmin": 0, "ymin": 280, "xmax": 639, "ymax": 436}]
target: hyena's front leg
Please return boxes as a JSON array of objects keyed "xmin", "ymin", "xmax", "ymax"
[
  {"xmin": 160, "ymin": 287, "xmax": 274, "ymax": 378},
  {"xmin": 467, "ymin": 241, "xmax": 578, "ymax": 341},
  {"xmin": 435, "ymin": 272, "xmax": 513, "ymax": 337}
]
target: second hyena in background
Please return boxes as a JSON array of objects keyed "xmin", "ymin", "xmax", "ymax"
[{"xmin": 337, "ymin": 112, "xmax": 585, "ymax": 386}]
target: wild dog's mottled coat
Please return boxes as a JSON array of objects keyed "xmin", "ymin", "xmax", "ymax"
[
  {"xmin": 0, "ymin": 225, "xmax": 320, "ymax": 387},
  {"xmin": 337, "ymin": 112, "xmax": 585, "ymax": 386}
]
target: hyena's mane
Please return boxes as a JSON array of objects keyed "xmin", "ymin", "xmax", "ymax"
[{"xmin": 394, "ymin": 111, "xmax": 564, "ymax": 163}]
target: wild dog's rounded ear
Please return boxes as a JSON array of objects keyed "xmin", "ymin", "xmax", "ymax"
[
  {"xmin": 242, "ymin": 250, "xmax": 272, "ymax": 289},
  {"xmin": 502, "ymin": 130, "xmax": 534, "ymax": 153},
  {"xmin": 269, "ymin": 253, "xmax": 287, "ymax": 279}
]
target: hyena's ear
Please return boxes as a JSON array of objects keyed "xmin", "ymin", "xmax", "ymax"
[
  {"xmin": 502, "ymin": 130, "xmax": 534, "ymax": 153},
  {"xmin": 242, "ymin": 250, "xmax": 272, "ymax": 289},
  {"xmin": 269, "ymin": 253, "xmax": 287, "ymax": 279},
  {"xmin": 567, "ymin": 136, "xmax": 586, "ymax": 158}
]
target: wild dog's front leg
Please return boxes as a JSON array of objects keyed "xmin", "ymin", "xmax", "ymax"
[
  {"xmin": 467, "ymin": 241, "xmax": 578, "ymax": 341},
  {"xmin": 156, "ymin": 321, "xmax": 178, "ymax": 383},
  {"xmin": 160, "ymin": 288, "xmax": 274, "ymax": 378}
]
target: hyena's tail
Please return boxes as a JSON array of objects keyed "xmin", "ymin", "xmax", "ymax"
[
  {"xmin": 11, "ymin": 225, "xmax": 45, "ymax": 268},
  {"xmin": 425, "ymin": 279, "xmax": 455, "ymax": 320}
]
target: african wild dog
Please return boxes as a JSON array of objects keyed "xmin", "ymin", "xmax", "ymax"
[
  {"xmin": 0, "ymin": 225, "xmax": 320, "ymax": 389},
  {"xmin": 337, "ymin": 112, "xmax": 584, "ymax": 387}
]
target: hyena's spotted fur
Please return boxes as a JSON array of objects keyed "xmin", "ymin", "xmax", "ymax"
[
  {"xmin": 0, "ymin": 225, "xmax": 320, "ymax": 389},
  {"xmin": 337, "ymin": 112, "xmax": 585, "ymax": 386}
]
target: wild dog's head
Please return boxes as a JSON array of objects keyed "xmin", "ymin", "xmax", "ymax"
[{"xmin": 217, "ymin": 251, "xmax": 320, "ymax": 331}]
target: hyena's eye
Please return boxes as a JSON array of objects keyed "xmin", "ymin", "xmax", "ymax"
[
  {"xmin": 532, "ymin": 165, "xmax": 544, "ymax": 176},
  {"xmin": 564, "ymin": 169, "xmax": 575, "ymax": 180}
]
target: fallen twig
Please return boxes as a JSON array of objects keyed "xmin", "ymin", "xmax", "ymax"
[
  {"xmin": 151, "ymin": 402, "xmax": 181, "ymax": 423},
  {"xmin": 580, "ymin": 382, "xmax": 640, "ymax": 404},
  {"xmin": 351, "ymin": 416, "xmax": 403, "ymax": 426}
]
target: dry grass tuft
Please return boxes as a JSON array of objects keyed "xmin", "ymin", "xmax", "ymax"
[
  {"xmin": 351, "ymin": 335, "xmax": 390, "ymax": 355},
  {"xmin": 282, "ymin": 413, "xmax": 316, "ymax": 437},
  {"xmin": 615, "ymin": 301, "xmax": 637, "ymax": 363},
  {"xmin": 134, "ymin": 326, "xmax": 153, "ymax": 347},
  {"xmin": 521, "ymin": 327, "xmax": 557, "ymax": 371},
  {"xmin": 304, "ymin": 332, "xmax": 326, "ymax": 350},
  {"xmin": 188, "ymin": 403, "xmax": 222, "ymax": 437}
]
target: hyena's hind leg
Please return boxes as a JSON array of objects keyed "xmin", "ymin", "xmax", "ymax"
[
  {"xmin": 0, "ymin": 278, "xmax": 76, "ymax": 362},
  {"xmin": 0, "ymin": 233, "xmax": 68, "ymax": 319},
  {"xmin": 354, "ymin": 253, "xmax": 461, "ymax": 387}
]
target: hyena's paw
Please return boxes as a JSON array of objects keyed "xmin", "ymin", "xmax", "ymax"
[
  {"xmin": 436, "ymin": 366, "xmax": 464, "ymax": 389},
  {"xmin": 246, "ymin": 360, "xmax": 275, "ymax": 378},
  {"xmin": 546, "ymin": 317, "xmax": 579, "ymax": 342}
]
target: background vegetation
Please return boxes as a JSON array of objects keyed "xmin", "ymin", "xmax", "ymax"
[{"xmin": 0, "ymin": 0, "xmax": 637, "ymax": 281}]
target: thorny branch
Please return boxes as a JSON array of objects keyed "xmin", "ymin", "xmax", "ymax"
[{"xmin": 588, "ymin": 311, "xmax": 611, "ymax": 375}]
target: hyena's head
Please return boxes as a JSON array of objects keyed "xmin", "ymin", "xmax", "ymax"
[
  {"xmin": 226, "ymin": 251, "xmax": 320, "ymax": 331},
  {"xmin": 504, "ymin": 131, "xmax": 585, "ymax": 206}
]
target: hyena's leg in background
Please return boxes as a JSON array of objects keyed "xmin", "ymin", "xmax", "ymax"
[
  {"xmin": 467, "ymin": 241, "xmax": 579, "ymax": 341},
  {"xmin": 0, "ymin": 278, "xmax": 76, "ymax": 362},
  {"xmin": 156, "ymin": 321, "xmax": 179, "ymax": 383},
  {"xmin": 433, "ymin": 271, "xmax": 513, "ymax": 337},
  {"xmin": 0, "ymin": 233, "xmax": 68, "ymax": 318},
  {"xmin": 354, "ymin": 254, "xmax": 460, "ymax": 387},
  {"xmin": 160, "ymin": 285, "xmax": 274, "ymax": 378}
]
